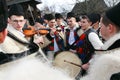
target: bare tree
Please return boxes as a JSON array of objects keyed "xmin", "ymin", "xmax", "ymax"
[
  {"xmin": 59, "ymin": 6, "xmax": 70, "ymax": 16},
  {"xmin": 72, "ymin": 0, "xmax": 108, "ymax": 16},
  {"xmin": 104, "ymin": 0, "xmax": 120, "ymax": 7},
  {"xmin": 42, "ymin": 6, "xmax": 51, "ymax": 14}
]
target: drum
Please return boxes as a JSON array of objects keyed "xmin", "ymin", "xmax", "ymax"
[{"xmin": 53, "ymin": 51, "xmax": 82, "ymax": 78}]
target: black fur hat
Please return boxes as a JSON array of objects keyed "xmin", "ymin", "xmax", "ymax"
[
  {"xmin": 106, "ymin": 2, "xmax": 120, "ymax": 27},
  {"xmin": 8, "ymin": 4, "xmax": 24, "ymax": 18},
  {"xmin": 0, "ymin": 0, "xmax": 8, "ymax": 32},
  {"xmin": 67, "ymin": 12, "xmax": 76, "ymax": 19},
  {"xmin": 87, "ymin": 13, "xmax": 101, "ymax": 25},
  {"xmin": 76, "ymin": 17, "xmax": 81, "ymax": 22},
  {"xmin": 46, "ymin": 13, "xmax": 55, "ymax": 21},
  {"xmin": 55, "ymin": 13, "xmax": 63, "ymax": 19},
  {"xmin": 110, "ymin": 72, "xmax": 120, "ymax": 80},
  {"xmin": 43, "ymin": 14, "xmax": 49, "ymax": 20}
]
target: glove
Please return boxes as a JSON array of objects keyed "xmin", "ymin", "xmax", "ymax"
[{"xmin": 28, "ymin": 42, "xmax": 39, "ymax": 53}]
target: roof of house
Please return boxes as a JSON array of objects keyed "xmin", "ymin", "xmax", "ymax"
[{"xmin": 6, "ymin": 0, "xmax": 41, "ymax": 6}]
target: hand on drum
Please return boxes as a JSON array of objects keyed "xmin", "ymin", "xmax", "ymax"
[{"xmin": 69, "ymin": 49, "xmax": 76, "ymax": 53}]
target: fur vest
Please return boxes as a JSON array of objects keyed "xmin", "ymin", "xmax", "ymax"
[
  {"xmin": 80, "ymin": 50, "xmax": 120, "ymax": 80},
  {"xmin": 101, "ymin": 32, "xmax": 120, "ymax": 50},
  {"xmin": 0, "ymin": 25, "xmax": 28, "ymax": 53}
]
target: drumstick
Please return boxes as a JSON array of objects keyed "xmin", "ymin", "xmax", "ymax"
[{"xmin": 64, "ymin": 60, "xmax": 82, "ymax": 68}]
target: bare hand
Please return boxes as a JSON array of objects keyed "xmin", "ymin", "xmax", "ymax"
[{"xmin": 81, "ymin": 63, "xmax": 90, "ymax": 70}]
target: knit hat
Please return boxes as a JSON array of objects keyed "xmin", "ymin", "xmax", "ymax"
[
  {"xmin": 8, "ymin": 4, "xmax": 24, "ymax": 18},
  {"xmin": 0, "ymin": 0, "xmax": 8, "ymax": 32},
  {"xmin": 106, "ymin": 2, "xmax": 120, "ymax": 27}
]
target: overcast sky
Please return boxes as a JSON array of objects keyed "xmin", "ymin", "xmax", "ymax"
[
  {"xmin": 37, "ymin": 0, "xmax": 82, "ymax": 13},
  {"xmin": 37, "ymin": 0, "xmax": 120, "ymax": 13}
]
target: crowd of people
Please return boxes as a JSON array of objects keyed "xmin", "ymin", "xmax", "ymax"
[{"xmin": 0, "ymin": 0, "xmax": 120, "ymax": 80}]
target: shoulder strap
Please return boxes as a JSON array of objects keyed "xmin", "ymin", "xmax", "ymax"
[{"xmin": 7, "ymin": 31, "xmax": 29, "ymax": 45}]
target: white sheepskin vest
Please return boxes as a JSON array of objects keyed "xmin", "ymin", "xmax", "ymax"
[
  {"xmin": 80, "ymin": 49, "xmax": 120, "ymax": 80},
  {"xmin": 0, "ymin": 25, "xmax": 28, "ymax": 53}
]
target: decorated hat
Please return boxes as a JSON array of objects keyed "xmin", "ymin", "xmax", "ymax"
[
  {"xmin": 106, "ymin": 2, "xmax": 120, "ymax": 27},
  {"xmin": 0, "ymin": 0, "xmax": 8, "ymax": 32},
  {"xmin": 8, "ymin": 4, "xmax": 24, "ymax": 17}
]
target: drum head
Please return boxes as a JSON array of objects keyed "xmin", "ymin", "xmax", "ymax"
[{"xmin": 53, "ymin": 51, "xmax": 82, "ymax": 78}]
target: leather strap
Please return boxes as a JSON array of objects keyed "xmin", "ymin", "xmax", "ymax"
[{"xmin": 7, "ymin": 31, "xmax": 29, "ymax": 45}]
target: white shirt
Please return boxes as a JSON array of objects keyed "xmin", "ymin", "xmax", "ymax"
[
  {"xmin": 68, "ymin": 29, "xmax": 75, "ymax": 45},
  {"xmin": 54, "ymin": 38, "xmax": 59, "ymax": 52},
  {"xmin": 68, "ymin": 26, "xmax": 78, "ymax": 45},
  {"xmin": 88, "ymin": 32, "xmax": 103, "ymax": 50}
]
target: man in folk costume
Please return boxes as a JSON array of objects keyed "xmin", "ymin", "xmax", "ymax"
[
  {"xmin": 87, "ymin": 13, "xmax": 104, "ymax": 42},
  {"xmin": 80, "ymin": 51, "xmax": 120, "ymax": 80},
  {"xmin": 42, "ymin": 14, "xmax": 49, "ymax": 27},
  {"xmin": 42, "ymin": 14, "xmax": 65, "ymax": 62},
  {"xmin": 0, "ymin": 4, "xmax": 47, "ymax": 62},
  {"xmin": 0, "ymin": 0, "xmax": 39, "ymax": 64},
  {"xmin": 87, "ymin": 13, "xmax": 101, "ymax": 35},
  {"xmin": 80, "ymin": 2, "xmax": 120, "ymax": 80},
  {"xmin": 55, "ymin": 13, "xmax": 67, "ymax": 32},
  {"xmin": 55, "ymin": 13, "xmax": 67, "ymax": 43},
  {"xmin": 73, "ymin": 15, "xmax": 103, "ymax": 76},
  {"xmin": 0, "ymin": 4, "xmax": 28, "ymax": 53},
  {"xmin": 65, "ymin": 12, "xmax": 83, "ymax": 52}
]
